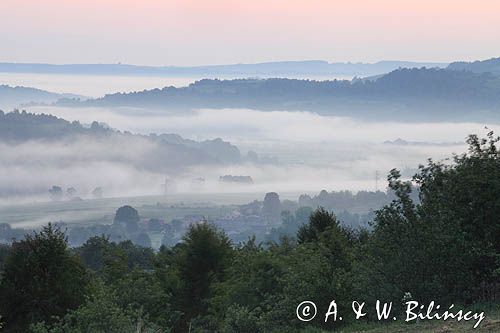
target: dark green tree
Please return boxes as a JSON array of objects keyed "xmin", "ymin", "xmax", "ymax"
[
  {"xmin": 173, "ymin": 223, "xmax": 233, "ymax": 331},
  {"xmin": 371, "ymin": 132, "xmax": 500, "ymax": 303},
  {"xmin": 0, "ymin": 224, "xmax": 87, "ymax": 331},
  {"xmin": 297, "ymin": 207, "xmax": 339, "ymax": 244},
  {"xmin": 113, "ymin": 205, "xmax": 140, "ymax": 234},
  {"xmin": 30, "ymin": 280, "xmax": 154, "ymax": 333}
]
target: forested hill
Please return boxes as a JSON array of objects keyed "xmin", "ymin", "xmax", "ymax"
[
  {"xmin": 0, "ymin": 110, "xmax": 241, "ymax": 165},
  {"xmin": 447, "ymin": 57, "xmax": 500, "ymax": 76},
  {"xmin": 0, "ymin": 84, "xmax": 82, "ymax": 109},
  {"xmin": 62, "ymin": 68, "xmax": 500, "ymax": 121}
]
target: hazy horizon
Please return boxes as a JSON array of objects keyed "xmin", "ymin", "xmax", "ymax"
[{"xmin": 2, "ymin": 1, "xmax": 500, "ymax": 66}]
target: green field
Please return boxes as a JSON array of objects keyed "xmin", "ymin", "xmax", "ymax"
[
  {"xmin": 301, "ymin": 306, "xmax": 500, "ymax": 332},
  {"xmin": 0, "ymin": 193, "xmax": 268, "ymax": 229}
]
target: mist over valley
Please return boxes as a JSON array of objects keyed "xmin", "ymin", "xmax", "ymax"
[
  {"xmin": 0, "ymin": 57, "xmax": 498, "ymax": 250},
  {"xmin": 2, "ymin": 58, "xmax": 500, "ymax": 234}
]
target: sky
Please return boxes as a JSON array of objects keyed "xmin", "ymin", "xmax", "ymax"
[{"xmin": 1, "ymin": 0, "xmax": 500, "ymax": 66}]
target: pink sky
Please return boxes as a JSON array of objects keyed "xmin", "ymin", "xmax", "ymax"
[{"xmin": 1, "ymin": 0, "xmax": 499, "ymax": 65}]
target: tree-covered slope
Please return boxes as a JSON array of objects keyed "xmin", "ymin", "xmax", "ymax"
[
  {"xmin": 447, "ymin": 57, "xmax": 500, "ymax": 76},
  {"xmin": 63, "ymin": 68, "xmax": 500, "ymax": 121},
  {"xmin": 0, "ymin": 84, "xmax": 82, "ymax": 109},
  {"xmin": 0, "ymin": 110, "xmax": 241, "ymax": 168}
]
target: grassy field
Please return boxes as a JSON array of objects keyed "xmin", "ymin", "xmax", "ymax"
[
  {"xmin": 343, "ymin": 315, "xmax": 500, "ymax": 332},
  {"xmin": 0, "ymin": 193, "xmax": 262, "ymax": 229},
  {"xmin": 300, "ymin": 306, "xmax": 500, "ymax": 333}
]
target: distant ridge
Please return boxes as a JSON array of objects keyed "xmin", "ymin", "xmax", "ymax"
[
  {"xmin": 0, "ymin": 84, "xmax": 84, "ymax": 109},
  {"xmin": 59, "ymin": 67, "xmax": 500, "ymax": 122},
  {"xmin": 447, "ymin": 57, "xmax": 500, "ymax": 75},
  {"xmin": 0, "ymin": 60, "xmax": 447, "ymax": 78}
]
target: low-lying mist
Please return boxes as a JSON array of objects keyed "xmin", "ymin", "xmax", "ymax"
[
  {"xmin": 1, "ymin": 105, "xmax": 496, "ymax": 231},
  {"xmin": 3, "ymin": 105, "xmax": 491, "ymax": 202},
  {"xmin": 30, "ymin": 106, "xmax": 497, "ymax": 144}
]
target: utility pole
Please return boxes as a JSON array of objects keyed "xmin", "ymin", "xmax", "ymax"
[{"xmin": 162, "ymin": 176, "xmax": 170, "ymax": 195}]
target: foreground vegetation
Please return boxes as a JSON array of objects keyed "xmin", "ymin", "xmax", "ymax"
[{"xmin": 0, "ymin": 133, "xmax": 499, "ymax": 332}]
